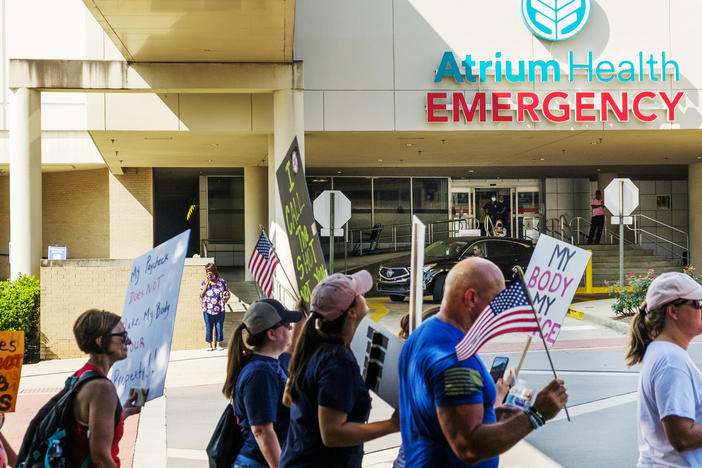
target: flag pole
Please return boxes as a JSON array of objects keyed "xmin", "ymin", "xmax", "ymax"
[
  {"xmin": 257, "ymin": 224, "xmax": 301, "ymax": 301},
  {"xmin": 512, "ymin": 266, "xmax": 571, "ymax": 422}
]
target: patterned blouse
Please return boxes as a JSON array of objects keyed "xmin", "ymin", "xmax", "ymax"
[{"xmin": 200, "ymin": 277, "xmax": 230, "ymax": 315}]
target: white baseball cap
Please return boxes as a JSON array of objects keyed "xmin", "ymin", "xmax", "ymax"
[{"xmin": 645, "ymin": 272, "xmax": 702, "ymax": 312}]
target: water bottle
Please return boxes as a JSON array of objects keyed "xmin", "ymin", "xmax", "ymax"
[
  {"xmin": 47, "ymin": 439, "xmax": 66, "ymax": 468},
  {"xmin": 504, "ymin": 379, "xmax": 534, "ymax": 410}
]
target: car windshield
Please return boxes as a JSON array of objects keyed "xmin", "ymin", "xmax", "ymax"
[{"xmin": 424, "ymin": 239, "xmax": 468, "ymax": 258}]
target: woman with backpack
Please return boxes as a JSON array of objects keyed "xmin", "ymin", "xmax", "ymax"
[
  {"xmin": 279, "ymin": 271, "xmax": 399, "ymax": 468},
  {"xmin": 223, "ymin": 299, "xmax": 303, "ymax": 468},
  {"xmin": 70, "ymin": 309, "xmax": 142, "ymax": 467}
]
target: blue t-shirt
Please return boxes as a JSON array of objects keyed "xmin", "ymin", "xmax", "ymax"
[
  {"xmin": 280, "ymin": 347, "xmax": 372, "ymax": 468},
  {"xmin": 234, "ymin": 352, "xmax": 291, "ymax": 465},
  {"xmin": 398, "ymin": 316, "xmax": 497, "ymax": 468}
]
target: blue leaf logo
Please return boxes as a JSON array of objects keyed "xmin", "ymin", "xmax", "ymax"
[{"xmin": 522, "ymin": 0, "xmax": 591, "ymax": 41}]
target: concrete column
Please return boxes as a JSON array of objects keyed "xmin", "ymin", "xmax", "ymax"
[
  {"xmin": 270, "ymin": 89, "xmax": 305, "ymax": 301},
  {"xmin": 9, "ymin": 88, "xmax": 41, "ymax": 279},
  {"xmin": 689, "ymin": 164, "xmax": 702, "ymax": 267},
  {"xmin": 244, "ymin": 166, "xmax": 268, "ymax": 281},
  {"xmin": 597, "ymin": 172, "xmax": 617, "ymax": 193}
]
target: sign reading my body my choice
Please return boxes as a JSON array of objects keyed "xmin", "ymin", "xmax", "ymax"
[
  {"xmin": 276, "ymin": 138, "xmax": 327, "ymax": 306},
  {"xmin": 111, "ymin": 230, "xmax": 190, "ymax": 405},
  {"xmin": 523, "ymin": 234, "xmax": 591, "ymax": 346}
]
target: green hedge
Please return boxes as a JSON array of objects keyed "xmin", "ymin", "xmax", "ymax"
[{"xmin": 0, "ymin": 275, "xmax": 40, "ymax": 357}]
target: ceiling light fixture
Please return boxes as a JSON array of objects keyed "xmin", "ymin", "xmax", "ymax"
[{"xmin": 406, "ymin": 143, "xmax": 413, "ymax": 147}]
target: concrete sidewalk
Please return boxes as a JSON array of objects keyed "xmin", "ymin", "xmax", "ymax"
[{"xmin": 6, "ymin": 297, "xmax": 625, "ymax": 468}]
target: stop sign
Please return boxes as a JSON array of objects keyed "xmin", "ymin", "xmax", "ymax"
[
  {"xmin": 604, "ymin": 178, "xmax": 639, "ymax": 216},
  {"xmin": 313, "ymin": 190, "xmax": 352, "ymax": 228}
]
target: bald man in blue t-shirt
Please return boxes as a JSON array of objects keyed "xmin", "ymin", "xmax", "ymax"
[{"xmin": 398, "ymin": 257, "xmax": 568, "ymax": 467}]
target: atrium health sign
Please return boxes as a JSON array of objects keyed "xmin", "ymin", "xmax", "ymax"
[
  {"xmin": 111, "ymin": 230, "xmax": 190, "ymax": 405},
  {"xmin": 523, "ymin": 234, "xmax": 590, "ymax": 346},
  {"xmin": 522, "ymin": 0, "xmax": 591, "ymax": 41}
]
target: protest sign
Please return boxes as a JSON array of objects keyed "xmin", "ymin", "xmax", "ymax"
[
  {"xmin": 0, "ymin": 331, "xmax": 24, "ymax": 412},
  {"xmin": 276, "ymin": 137, "xmax": 326, "ymax": 306},
  {"xmin": 111, "ymin": 230, "xmax": 190, "ymax": 405},
  {"xmin": 350, "ymin": 316, "xmax": 403, "ymax": 408},
  {"xmin": 523, "ymin": 234, "xmax": 591, "ymax": 346}
]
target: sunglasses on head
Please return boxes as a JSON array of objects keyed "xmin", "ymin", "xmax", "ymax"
[
  {"xmin": 672, "ymin": 299, "xmax": 702, "ymax": 309},
  {"xmin": 105, "ymin": 331, "xmax": 129, "ymax": 343}
]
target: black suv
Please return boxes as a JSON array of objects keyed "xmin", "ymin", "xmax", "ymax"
[{"xmin": 376, "ymin": 237, "xmax": 534, "ymax": 304}]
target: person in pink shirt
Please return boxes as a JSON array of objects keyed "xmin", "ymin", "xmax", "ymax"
[{"xmin": 587, "ymin": 190, "xmax": 605, "ymax": 245}]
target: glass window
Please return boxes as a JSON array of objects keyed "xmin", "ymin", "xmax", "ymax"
[
  {"xmin": 518, "ymin": 191, "xmax": 540, "ymax": 214},
  {"xmin": 424, "ymin": 239, "xmax": 469, "ymax": 259},
  {"xmin": 413, "ymin": 178, "xmax": 449, "ymax": 239},
  {"xmin": 374, "ymin": 178, "xmax": 411, "ymax": 245},
  {"xmin": 306, "ymin": 177, "xmax": 332, "ymax": 203},
  {"xmin": 333, "ymin": 177, "xmax": 372, "ymax": 230},
  {"xmin": 208, "ymin": 177, "xmax": 244, "ymax": 243}
]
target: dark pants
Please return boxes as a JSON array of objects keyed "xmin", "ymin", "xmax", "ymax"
[
  {"xmin": 203, "ymin": 311, "xmax": 224, "ymax": 343},
  {"xmin": 587, "ymin": 215, "xmax": 604, "ymax": 244}
]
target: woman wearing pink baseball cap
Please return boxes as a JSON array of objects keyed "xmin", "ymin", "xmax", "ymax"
[
  {"xmin": 280, "ymin": 271, "xmax": 399, "ymax": 468},
  {"xmin": 627, "ymin": 272, "xmax": 702, "ymax": 466}
]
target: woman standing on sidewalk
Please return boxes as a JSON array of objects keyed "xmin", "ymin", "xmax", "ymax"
[
  {"xmin": 223, "ymin": 299, "xmax": 303, "ymax": 468},
  {"xmin": 280, "ymin": 271, "xmax": 399, "ymax": 468},
  {"xmin": 200, "ymin": 262, "xmax": 230, "ymax": 351},
  {"xmin": 627, "ymin": 272, "xmax": 702, "ymax": 467}
]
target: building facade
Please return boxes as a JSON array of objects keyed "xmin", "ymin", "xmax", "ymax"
[{"xmin": 1, "ymin": 0, "xmax": 700, "ymax": 287}]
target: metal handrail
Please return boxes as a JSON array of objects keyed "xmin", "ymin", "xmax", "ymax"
[
  {"xmin": 628, "ymin": 214, "xmax": 688, "ymax": 264},
  {"xmin": 350, "ymin": 218, "xmax": 469, "ymax": 255},
  {"xmin": 200, "ymin": 239, "xmax": 209, "ymax": 257}
]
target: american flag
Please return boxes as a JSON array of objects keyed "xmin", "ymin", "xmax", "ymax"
[
  {"xmin": 455, "ymin": 280, "xmax": 540, "ymax": 361},
  {"xmin": 248, "ymin": 231, "xmax": 280, "ymax": 298}
]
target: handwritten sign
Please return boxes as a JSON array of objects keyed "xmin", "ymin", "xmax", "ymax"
[
  {"xmin": 0, "ymin": 331, "xmax": 24, "ymax": 412},
  {"xmin": 524, "ymin": 234, "xmax": 591, "ymax": 346},
  {"xmin": 275, "ymin": 137, "xmax": 327, "ymax": 307},
  {"xmin": 111, "ymin": 230, "xmax": 190, "ymax": 405},
  {"xmin": 350, "ymin": 316, "xmax": 403, "ymax": 408}
]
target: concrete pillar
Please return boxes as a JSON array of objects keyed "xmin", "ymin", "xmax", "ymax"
[
  {"xmin": 689, "ymin": 164, "xmax": 702, "ymax": 267},
  {"xmin": 244, "ymin": 166, "xmax": 268, "ymax": 281},
  {"xmin": 270, "ymin": 89, "xmax": 305, "ymax": 302},
  {"xmin": 9, "ymin": 88, "xmax": 41, "ymax": 279}
]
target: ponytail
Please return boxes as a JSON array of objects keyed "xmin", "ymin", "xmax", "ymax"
[
  {"xmin": 286, "ymin": 306, "xmax": 352, "ymax": 403},
  {"xmin": 626, "ymin": 302, "xmax": 667, "ymax": 366},
  {"xmin": 222, "ymin": 322, "xmax": 268, "ymax": 399}
]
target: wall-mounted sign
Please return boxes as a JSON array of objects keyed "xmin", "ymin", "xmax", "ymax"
[
  {"xmin": 429, "ymin": 51, "xmax": 684, "ymax": 124},
  {"xmin": 522, "ymin": 0, "xmax": 591, "ymax": 42}
]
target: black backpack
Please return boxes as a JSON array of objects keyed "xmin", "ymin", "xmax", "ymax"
[
  {"xmin": 206, "ymin": 402, "xmax": 244, "ymax": 468},
  {"xmin": 16, "ymin": 370, "xmax": 121, "ymax": 468}
]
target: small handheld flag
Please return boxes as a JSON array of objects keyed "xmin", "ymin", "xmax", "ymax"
[
  {"xmin": 455, "ymin": 280, "xmax": 540, "ymax": 361},
  {"xmin": 248, "ymin": 231, "xmax": 280, "ymax": 298}
]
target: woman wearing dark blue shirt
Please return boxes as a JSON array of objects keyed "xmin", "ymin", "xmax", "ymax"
[
  {"xmin": 280, "ymin": 271, "xmax": 399, "ymax": 468},
  {"xmin": 223, "ymin": 298, "xmax": 302, "ymax": 468}
]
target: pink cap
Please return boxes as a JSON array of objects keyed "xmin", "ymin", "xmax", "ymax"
[
  {"xmin": 310, "ymin": 270, "xmax": 373, "ymax": 321},
  {"xmin": 645, "ymin": 272, "xmax": 702, "ymax": 312}
]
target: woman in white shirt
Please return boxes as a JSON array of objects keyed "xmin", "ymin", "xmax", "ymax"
[{"xmin": 626, "ymin": 272, "xmax": 702, "ymax": 467}]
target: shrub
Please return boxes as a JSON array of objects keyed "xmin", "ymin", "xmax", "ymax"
[
  {"xmin": 0, "ymin": 274, "xmax": 40, "ymax": 357},
  {"xmin": 609, "ymin": 266, "xmax": 702, "ymax": 317}
]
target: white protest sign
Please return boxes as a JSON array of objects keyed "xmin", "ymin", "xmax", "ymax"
[
  {"xmin": 409, "ymin": 216, "xmax": 425, "ymax": 332},
  {"xmin": 350, "ymin": 316, "xmax": 404, "ymax": 408},
  {"xmin": 523, "ymin": 234, "xmax": 591, "ymax": 346},
  {"xmin": 111, "ymin": 230, "xmax": 190, "ymax": 405}
]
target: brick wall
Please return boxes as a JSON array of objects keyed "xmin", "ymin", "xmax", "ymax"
[
  {"xmin": 109, "ymin": 168, "xmax": 154, "ymax": 258},
  {"xmin": 39, "ymin": 258, "xmax": 227, "ymax": 359},
  {"xmin": 43, "ymin": 169, "xmax": 110, "ymax": 258}
]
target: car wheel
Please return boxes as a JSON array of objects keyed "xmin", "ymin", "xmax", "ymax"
[
  {"xmin": 432, "ymin": 274, "xmax": 446, "ymax": 304},
  {"xmin": 389, "ymin": 295, "xmax": 405, "ymax": 302}
]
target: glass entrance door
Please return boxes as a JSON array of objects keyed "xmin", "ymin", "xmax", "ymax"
[
  {"xmin": 474, "ymin": 188, "xmax": 512, "ymax": 237},
  {"xmin": 515, "ymin": 188, "xmax": 540, "ymax": 241}
]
